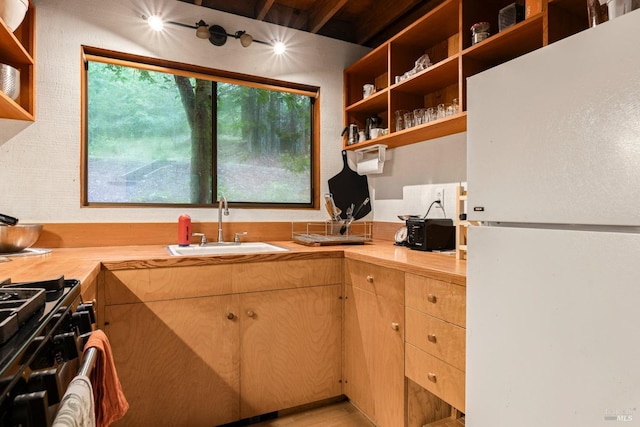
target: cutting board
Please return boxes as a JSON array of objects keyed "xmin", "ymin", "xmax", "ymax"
[{"xmin": 328, "ymin": 151, "xmax": 371, "ymax": 220}]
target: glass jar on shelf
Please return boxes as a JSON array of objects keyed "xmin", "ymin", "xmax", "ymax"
[{"xmin": 470, "ymin": 22, "xmax": 490, "ymax": 45}]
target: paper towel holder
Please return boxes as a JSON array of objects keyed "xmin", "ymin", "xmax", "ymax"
[{"xmin": 355, "ymin": 144, "xmax": 387, "ymax": 175}]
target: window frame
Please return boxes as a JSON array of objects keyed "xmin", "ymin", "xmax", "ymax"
[{"xmin": 80, "ymin": 46, "xmax": 320, "ymax": 209}]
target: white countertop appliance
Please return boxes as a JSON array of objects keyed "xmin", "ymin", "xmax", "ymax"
[{"xmin": 466, "ymin": 9, "xmax": 640, "ymax": 427}]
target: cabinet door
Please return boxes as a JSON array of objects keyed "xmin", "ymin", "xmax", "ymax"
[
  {"xmin": 343, "ymin": 284, "xmax": 376, "ymax": 417},
  {"xmin": 239, "ymin": 285, "xmax": 342, "ymax": 418},
  {"xmin": 105, "ymin": 295, "xmax": 240, "ymax": 427},
  {"xmin": 344, "ymin": 283, "xmax": 404, "ymax": 427}
]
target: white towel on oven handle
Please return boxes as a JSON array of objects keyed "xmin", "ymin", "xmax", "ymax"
[{"xmin": 52, "ymin": 374, "xmax": 96, "ymax": 427}]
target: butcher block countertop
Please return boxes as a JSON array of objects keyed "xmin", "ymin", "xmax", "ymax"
[{"xmin": 0, "ymin": 240, "xmax": 466, "ymax": 288}]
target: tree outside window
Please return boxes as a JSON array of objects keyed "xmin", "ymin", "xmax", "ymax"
[{"xmin": 83, "ymin": 49, "xmax": 317, "ymax": 208}]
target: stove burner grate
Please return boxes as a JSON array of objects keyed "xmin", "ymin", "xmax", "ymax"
[{"xmin": 0, "ymin": 288, "xmax": 46, "ymax": 344}]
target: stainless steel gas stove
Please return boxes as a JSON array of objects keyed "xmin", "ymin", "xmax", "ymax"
[{"xmin": 0, "ymin": 275, "xmax": 95, "ymax": 426}]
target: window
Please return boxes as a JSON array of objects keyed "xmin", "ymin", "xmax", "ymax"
[{"xmin": 81, "ymin": 47, "xmax": 319, "ymax": 208}]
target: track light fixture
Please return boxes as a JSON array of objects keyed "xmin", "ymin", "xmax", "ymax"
[{"xmin": 143, "ymin": 15, "xmax": 286, "ymax": 54}]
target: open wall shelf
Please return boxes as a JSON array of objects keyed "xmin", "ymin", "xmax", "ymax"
[
  {"xmin": 344, "ymin": 0, "xmax": 590, "ymax": 151},
  {"xmin": 0, "ymin": 2, "xmax": 35, "ymax": 121}
]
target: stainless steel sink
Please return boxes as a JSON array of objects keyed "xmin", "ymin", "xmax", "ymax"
[{"xmin": 167, "ymin": 242, "xmax": 289, "ymax": 256}]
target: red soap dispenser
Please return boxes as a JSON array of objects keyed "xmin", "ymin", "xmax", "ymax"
[{"xmin": 178, "ymin": 214, "xmax": 191, "ymax": 246}]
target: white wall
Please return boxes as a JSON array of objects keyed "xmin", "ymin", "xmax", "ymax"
[
  {"xmin": 367, "ymin": 131, "xmax": 467, "ymax": 222},
  {"xmin": 0, "ymin": 0, "xmax": 369, "ymax": 223},
  {"xmin": 0, "ymin": 0, "xmax": 467, "ymax": 225},
  {"xmin": 369, "ymin": 131, "xmax": 466, "ymax": 199}
]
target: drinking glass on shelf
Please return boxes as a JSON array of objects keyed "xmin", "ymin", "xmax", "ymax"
[
  {"xmin": 426, "ymin": 107, "xmax": 437, "ymax": 122},
  {"xmin": 404, "ymin": 111, "xmax": 414, "ymax": 129},
  {"xmin": 413, "ymin": 108, "xmax": 425, "ymax": 126},
  {"xmin": 437, "ymin": 103, "xmax": 446, "ymax": 119},
  {"xmin": 395, "ymin": 110, "xmax": 408, "ymax": 131},
  {"xmin": 444, "ymin": 103, "xmax": 454, "ymax": 117},
  {"xmin": 452, "ymin": 98, "xmax": 459, "ymax": 114}
]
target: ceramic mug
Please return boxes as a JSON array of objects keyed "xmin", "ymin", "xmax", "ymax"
[{"xmin": 363, "ymin": 84, "xmax": 375, "ymax": 99}]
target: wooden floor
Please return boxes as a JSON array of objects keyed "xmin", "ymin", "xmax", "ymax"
[{"xmin": 250, "ymin": 401, "xmax": 375, "ymax": 427}]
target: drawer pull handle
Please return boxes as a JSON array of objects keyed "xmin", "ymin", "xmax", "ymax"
[
  {"xmin": 427, "ymin": 333, "xmax": 437, "ymax": 343},
  {"xmin": 427, "ymin": 294, "xmax": 437, "ymax": 303},
  {"xmin": 366, "ymin": 275, "xmax": 374, "ymax": 283},
  {"xmin": 391, "ymin": 322, "xmax": 399, "ymax": 331},
  {"xmin": 227, "ymin": 312, "xmax": 235, "ymax": 320},
  {"xmin": 427, "ymin": 373, "xmax": 437, "ymax": 383},
  {"xmin": 247, "ymin": 310, "xmax": 256, "ymax": 318}
]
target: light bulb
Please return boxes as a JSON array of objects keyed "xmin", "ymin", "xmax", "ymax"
[
  {"xmin": 273, "ymin": 41, "xmax": 286, "ymax": 55},
  {"xmin": 146, "ymin": 15, "xmax": 164, "ymax": 31},
  {"xmin": 195, "ymin": 20, "xmax": 210, "ymax": 39},
  {"xmin": 239, "ymin": 33, "xmax": 253, "ymax": 47},
  {"xmin": 196, "ymin": 27, "xmax": 210, "ymax": 38}
]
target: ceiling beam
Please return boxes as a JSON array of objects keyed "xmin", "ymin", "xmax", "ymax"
[
  {"xmin": 355, "ymin": 0, "xmax": 422, "ymax": 45},
  {"xmin": 307, "ymin": 0, "xmax": 348, "ymax": 34},
  {"xmin": 255, "ymin": 0, "xmax": 276, "ymax": 20}
]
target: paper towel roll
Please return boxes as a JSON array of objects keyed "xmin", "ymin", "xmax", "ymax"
[{"xmin": 357, "ymin": 158, "xmax": 382, "ymax": 175}]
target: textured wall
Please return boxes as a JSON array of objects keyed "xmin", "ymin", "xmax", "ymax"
[
  {"xmin": 0, "ymin": 0, "xmax": 466, "ymax": 225},
  {"xmin": 0, "ymin": 0, "xmax": 369, "ymax": 223}
]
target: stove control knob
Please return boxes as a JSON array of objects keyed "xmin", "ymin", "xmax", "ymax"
[
  {"xmin": 77, "ymin": 302, "xmax": 96, "ymax": 324},
  {"xmin": 53, "ymin": 332, "xmax": 80, "ymax": 362},
  {"xmin": 72, "ymin": 310, "xmax": 93, "ymax": 335},
  {"xmin": 11, "ymin": 391, "xmax": 49, "ymax": 427},
  {"xmin": 28, "ymin": 368, "xmax": 63, "ymax": 405}
]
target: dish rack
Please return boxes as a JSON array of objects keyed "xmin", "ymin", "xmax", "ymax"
[{"xmin": 292, "ymin": 221, "xmax": 372, "ymax": 246}]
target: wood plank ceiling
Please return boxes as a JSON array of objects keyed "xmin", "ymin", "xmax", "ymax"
[{"xmin": 178, "ymin": 0, "xmax": 445, "ymax": 47}]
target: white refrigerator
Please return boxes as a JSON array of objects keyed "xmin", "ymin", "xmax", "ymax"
[{"xmin": 466, "ymin": 9, "xmax": 640, "ymax": 427}]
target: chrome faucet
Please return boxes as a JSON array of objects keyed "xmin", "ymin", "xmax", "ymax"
[{"xmin": 217, "ymin": 195, "xmax": 229, "ymax": 243}]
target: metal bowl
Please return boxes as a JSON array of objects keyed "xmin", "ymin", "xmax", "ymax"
[
  {"xmin": 0, "ymin": 63, "xmax": 20, "ymax": 101},
  {"xmin": 0, "ymin": 224, "xmax": 43, "ymax": 253}
]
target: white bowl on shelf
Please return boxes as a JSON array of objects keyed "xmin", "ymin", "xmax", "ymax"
[{"xmin": 0, "ymin": 0, "xmax": 29, "ymax": 32}]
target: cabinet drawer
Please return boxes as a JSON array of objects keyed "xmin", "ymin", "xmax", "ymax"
[
  {"xmin": 232, "ymin": 258, "xmax": 342, "ymax": 293},
  {"xmin": 104, "ymin": 265, "xmax": 234, "ymax": 305},
  {"xmin": 406, "ymin": 343, "xmax": 465, "ymax": 412},
  {"xmin": 345, "ymin": 259, "xmax": 404, "ymax": 306},
  {"xmin": 405, "ymin": 274, "xmax": 465, "ymax": 327},
  {"xmin": 405, "ymin": 307, "xmax": 465, "ymax": 371}
]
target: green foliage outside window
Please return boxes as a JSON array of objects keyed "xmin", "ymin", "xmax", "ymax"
[{"xmin": 85, "ymin": 56, "xmax": 314, "ymax": 206}]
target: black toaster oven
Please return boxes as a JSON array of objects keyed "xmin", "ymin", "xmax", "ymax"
[{"xmin": 406, "ymin": 218, "xmax": 455, "ymax": 251}]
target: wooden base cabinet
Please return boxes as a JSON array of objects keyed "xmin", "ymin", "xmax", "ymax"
[
  {"xmin": 105, "ymin": 295, "xmax": 240, "ymax": 426},
  {"xmin": 343, "ymin": 259, "xmax": 405, "ymax": 427},
  {"xmin": 405, "ymin": 273, "xmax": 466, "ymax": 414},
  {"xmin": 240, "ymin": 285, "xmax": 342, "ymax": 418},
  {"xmin": 102, "ymin": 259, "xmax": 343, "ymax": 427}
]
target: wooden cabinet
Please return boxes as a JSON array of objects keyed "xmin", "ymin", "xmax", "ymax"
[
  {"xmin": 105, "ymin": 294, "xmax": 240, "ymax": 426},
  {"xmin": 239, "ymin": 285, "xmax": 342, "ymax": 418},
  {"xmin": 0, "ymin": 1, "xmax": 35, "ymax": 121},
  {"xmin": 102, "ymin": 258, "xmax": 343, "ymax": 426},
  {"xmin": 343, "ymin": 0, "xmax": 590, "ymax": 151},
  {"xmin": 405, "ymin": 273, "xmax": 466, "ymax": 413},
  {"xmin": 344, "ymin": 0, "xmax": 464, "ymax": 151},
  {"xmin": 343, "ymin": 259, "xmax": 405, "ymax": 427}
]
